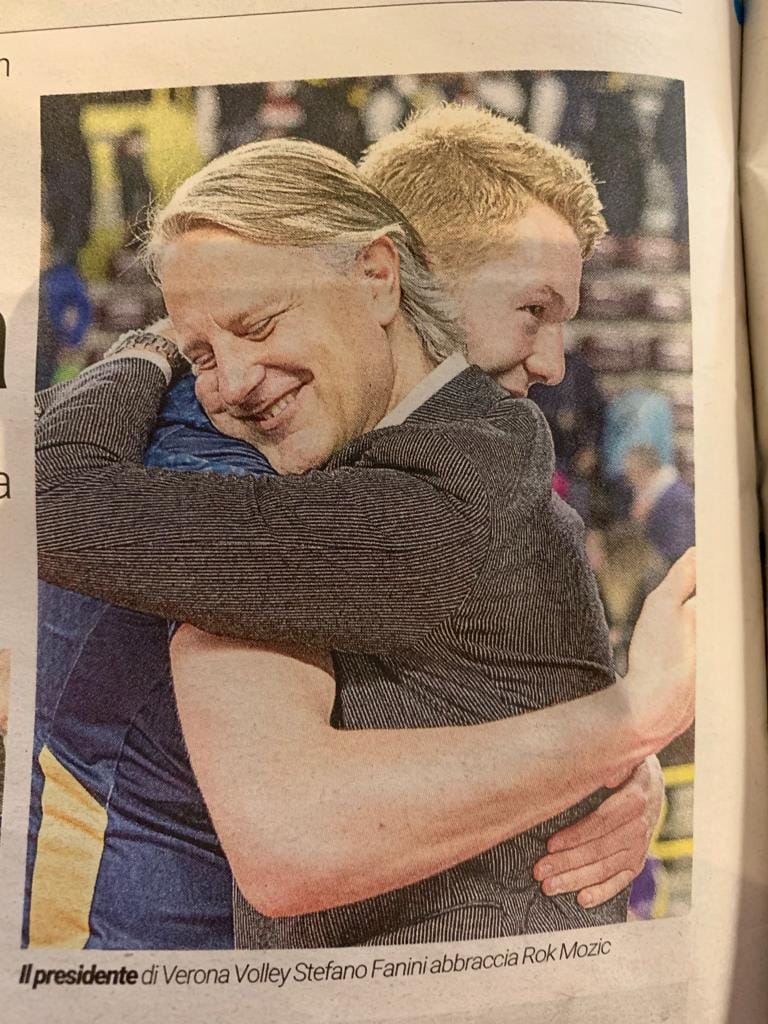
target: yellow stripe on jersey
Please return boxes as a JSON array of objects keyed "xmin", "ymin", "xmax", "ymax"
[{"xmin": 28, "ymin": 745, "xmax": 107, "ymax": 947}]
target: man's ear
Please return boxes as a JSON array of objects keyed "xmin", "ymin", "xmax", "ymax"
[{"xmin": 357, "ymin": 235, "xmax": 401, "ymax": 328}]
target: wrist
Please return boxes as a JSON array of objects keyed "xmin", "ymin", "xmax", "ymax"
[
  {"xmin": 611, "ymin": 673, "xmax": 661, "ymax": 765},
  {"xmin": 104, "ymin": 329, "xmax": 189, "ymax": 384},
  {"xmin": 109, "ymin": 348, "xmax": 174, "ymax": 384},
  {"xmin": 593, "ymin": 680, "xmax": 653, "ymax": 786}
]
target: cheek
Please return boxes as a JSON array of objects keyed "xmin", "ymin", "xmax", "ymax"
[
  {"xmin": 349, "ymin": 339, "xmax": 393, "ymax": 415},
  {"xmin": 466, "ymin": 317, "xmax": 530, "ymax": 375},
  {"xmin": 194, "ymin": 372, "xmax": 225, "ymax": 415},
  {"xmin": 460, "ymin": 294, "xmax": 500, "ymax": 357},
  {"xmin": 464, "ymin": 313, "xmax": 506, "ymax": 365},
  {"xmin": 209, "ymin": 411, "xmax": 243, "ymax": 439}
]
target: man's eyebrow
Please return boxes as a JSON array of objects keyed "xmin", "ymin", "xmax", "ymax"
[
  {"xmin": 221, "ymin": 299, "xmax": 281, "ymax": 334},
  {"xmin": 222, "ymin": 311, "xmax": 252, "ymax": 333},
  {"xmin": 542, "ymin": 285, "xmax": 579, "ymax": 320},
  {"xmin": 178, "ymin": 337, "xmax": 210, "ymax": 357}
]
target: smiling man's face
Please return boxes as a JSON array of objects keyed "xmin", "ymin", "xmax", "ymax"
[
  {"xmin": 457, "ymin": 202, "xmax": 583, "ymax": 397},
  {"xmin": 160, "ymin": 229, "xmax": 399, "ymax": 474}
]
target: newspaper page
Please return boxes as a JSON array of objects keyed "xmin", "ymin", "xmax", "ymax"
[{"xmin": 0, "ymin": 1, "xmax": 765, "ymax": 1022}]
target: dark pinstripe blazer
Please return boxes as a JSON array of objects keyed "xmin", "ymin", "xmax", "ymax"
[{"xmin": 36, "ymin": 358, "xmax": 627, "ymax": 948}]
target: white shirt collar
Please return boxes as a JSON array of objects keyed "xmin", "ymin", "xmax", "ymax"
[{"xmin": 376, "ymin": 353, "xmax": 469, "ymax": 429}]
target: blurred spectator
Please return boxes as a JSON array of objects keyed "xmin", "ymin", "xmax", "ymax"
[
  {"xmin": 41, "ymin": 96, "xmax": 93, "ymax": 264},
  {"xmin": 527, "ymin": 72, "xmax": 568, "ymax": 142},
  {"xmin": 530, "ymin": 348, "xmax": 618, "ymax": 527},
  {"xmin": 473, "ymin": 72, "xmax": 525, "ymax": 120},
  {"xmin": 552, "ymin": 467, "xmax": 569, "ymax": 501},
  {"xmin": 216, "ymin": 83, "xmax": 267, "ymax": 152},
  {"xmin": 602, "ymin": 387, "xmax": 675, "ymax": 480},
  {"xmin": 114, "ymin": 129, "xmax": 153, "ymax": 242},
  {"xmin": 258, "ymin": 81, "xmax": 306, "ymax": 140},
  {"xmin": 37, "ymin": 217, "xmax": 92, "ymax": 389},
  {"xmin": 590, "ymin": 522, "xmax": 668, "ymax": 673},
  {"xmin": 42, "ymin": 265, "xmax": 92, "ymax": 349},
  {"xmin": 629, "ymin": 856, "xmax": 664, "ymax": 921},
  {"xmin": 39, "ymin": 98, "xmax": 94, "ymax": 387},
  {"xmin": 296, "ymin": 80, "xmax": 365, "ymax": 158},
  {"xmin": 655, "ymin": 82, "xmax": 689, "ymax": 246},
  {"xmin": 530, "ymin": 348, "xmax": 605, "ymax": 470},
  {"xmin": 624, "ymin": 444, "xmax": 695, "ymax": 563},
  {"xmin": 588, "ymin": 81, "xmax": 647, "ymax": 236},
  {"xmin": 362, "ymin": 78, "xmax": 408, "ymax": 142},
  {"xmin": 556, "ymin": 72, "xmax": 600, "ymax": 160}
]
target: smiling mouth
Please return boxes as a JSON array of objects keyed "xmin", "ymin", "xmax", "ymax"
[{"xmin": 252, "ymin": 385, "xmax": 304, "ymax": 429}]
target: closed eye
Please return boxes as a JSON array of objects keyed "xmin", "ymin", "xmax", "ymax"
[
  {"xmin": 521, "ymin": 304, "xmax": 546, "ymax": 319},
  {"xmin": 190, "ymin": 350, "xmax": 216, "ymax": 375},
  {"xmin": 243, "ymin": 313, "xmax": 282, "ymax": 342}
]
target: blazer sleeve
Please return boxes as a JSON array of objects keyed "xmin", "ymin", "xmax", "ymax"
[{"xmin": 36, "ymin": 357, "xmax": 490, "ymax": 652}]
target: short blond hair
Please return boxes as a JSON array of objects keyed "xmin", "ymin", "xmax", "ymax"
[
  {"xmin": 359, "ymin": 104, "xmax": 606, "ymax": 278},
  {"xmin": 143, "ymin": 138, "xmax": 461, "ymax": 361}
]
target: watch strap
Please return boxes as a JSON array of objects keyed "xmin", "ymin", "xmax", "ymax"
[{"xmin": 104, "ymin": 329, "xmax": 189, "ymax": 383}]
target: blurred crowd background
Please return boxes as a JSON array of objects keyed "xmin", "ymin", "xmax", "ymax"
[{"xmin": 38, "ymin": 70, "xmax": 694, "ymax": 920}]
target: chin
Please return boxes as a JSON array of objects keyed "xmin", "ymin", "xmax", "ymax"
[
  {"xmin": 495, "ymin": 375, "xmax": 529, "ymax": 399},
  {"xmin": 273, "ymin": 455, "xmax": 310, "ymax": 475},
  {"xmin": 268, "ymin": 442, "xmax": 328, "ymax": 476},
  {"xmin": 210, "ymin": 414, "xmax": 262, "ymax": 450}
]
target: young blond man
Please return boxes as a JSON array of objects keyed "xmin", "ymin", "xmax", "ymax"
[
  {"xmin": 359, "ymin": 105, "xmax": 664, "ymax": 907},
  {"xmin": 360, "ymin": 103, "xmax": 605, "ymax": 397}
]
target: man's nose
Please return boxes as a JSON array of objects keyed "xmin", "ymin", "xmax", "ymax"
[
  {"xmin": 215, "ymin": 342, "xmax": 267, "ymax": 408},
  {"xmin": 525, "ymin": 325, "xmax": 565, "ymax": 387}
]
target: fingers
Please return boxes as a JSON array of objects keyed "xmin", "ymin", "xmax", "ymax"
[
  {"xmin": 539, "ymin": 847, "xmax": 639, "ymax": 899},
  {"xmin": 544, "ymin": 783, "xmax": 646, "ymax": 854},
  {"xmin": 654, "ymin": 547, "xmax": 696, "ymax": 606},
  {"xmin": 536, "ymin": 815, "xmax": 648, "ymax": 884},
  {"xmin": 576, "ymin": 871, "xmax": 636, "ymax": 909}
]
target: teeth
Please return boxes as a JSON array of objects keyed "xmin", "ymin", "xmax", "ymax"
[{"xmin": 259, "ymin": 390, "xmax": 298, "ymax": 421}]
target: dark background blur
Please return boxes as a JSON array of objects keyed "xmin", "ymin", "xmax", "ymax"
[{"xmin": 38, "ymin": 70, "xmax": 694, "ymax": 919}]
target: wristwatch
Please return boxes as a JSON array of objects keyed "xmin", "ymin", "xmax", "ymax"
[{"xmin": 104, "ymin": 329, "xmax": 189, "ymax": 383}]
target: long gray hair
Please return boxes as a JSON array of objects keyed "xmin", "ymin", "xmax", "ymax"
[{"xmin": 143, "ymin": 138, "xmax": 463, "ymax": 361}]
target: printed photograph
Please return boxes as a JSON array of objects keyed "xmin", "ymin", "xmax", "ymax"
[{"xmin": 29, "ymin": 70, "xmax": 695, "ymax": 950}]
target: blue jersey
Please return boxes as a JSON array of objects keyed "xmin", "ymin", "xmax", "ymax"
[{"xmin": 24, "ymin": 376, "xmax": 274, "ymax": 949}]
